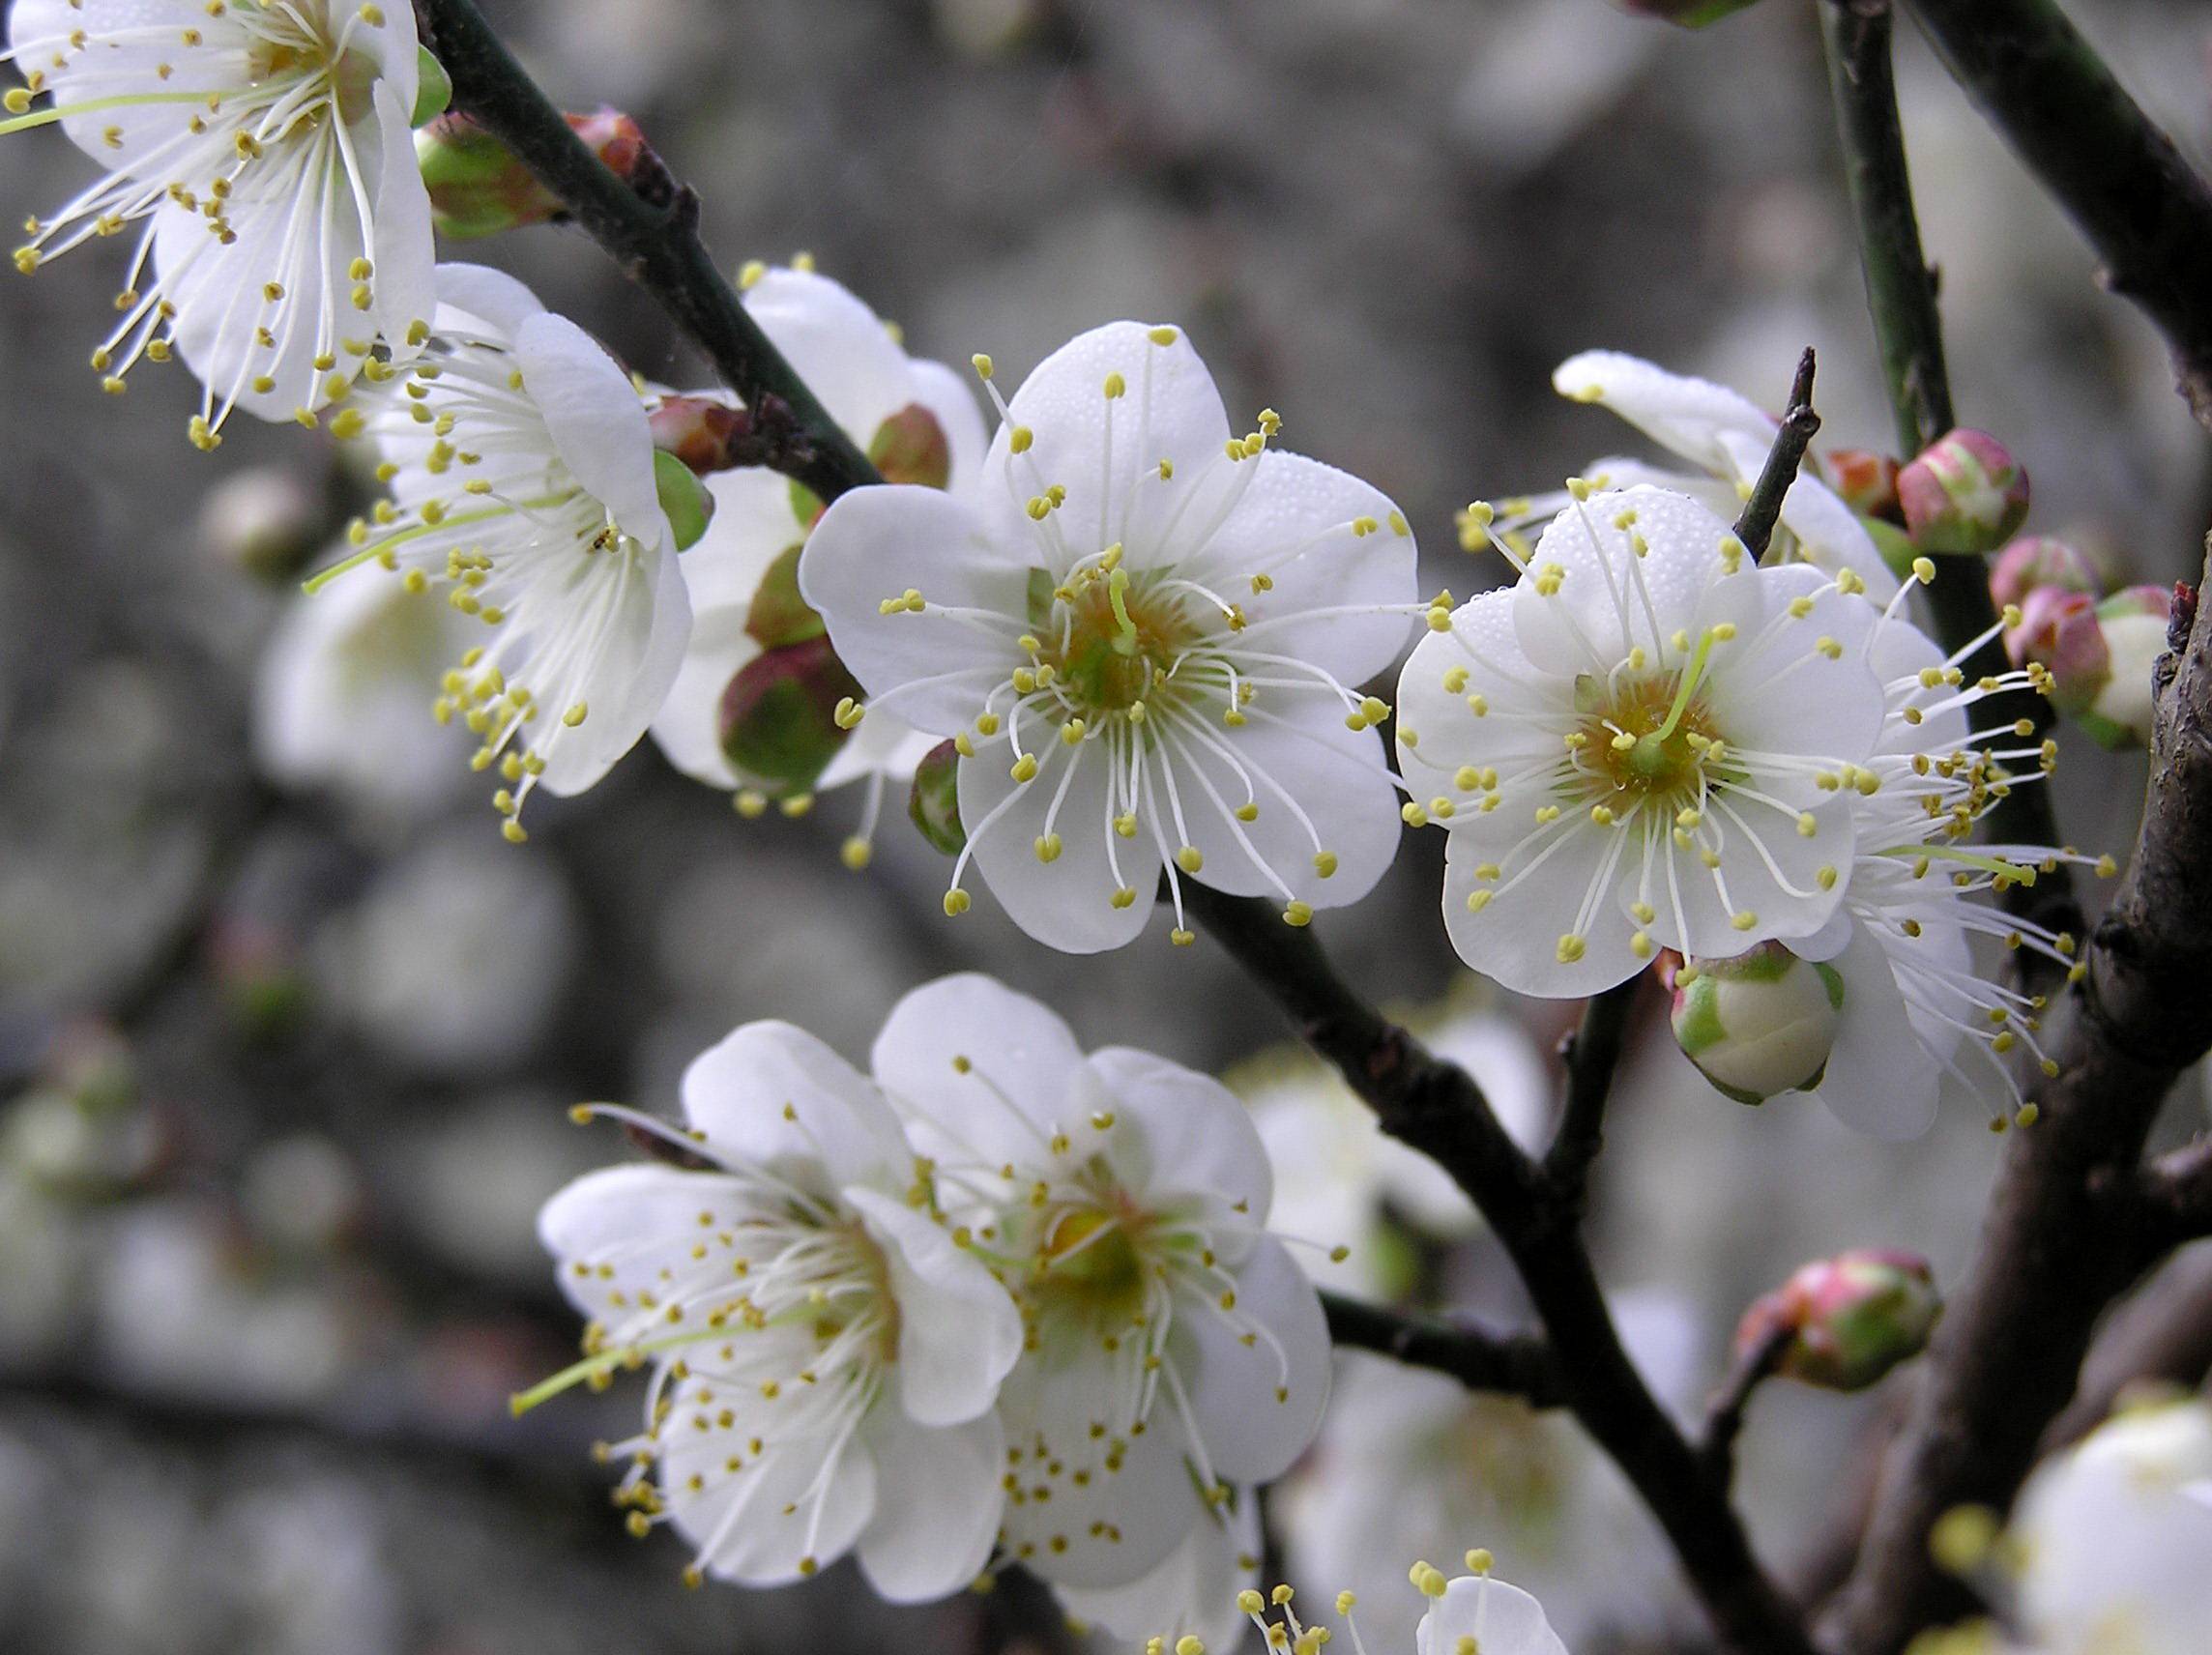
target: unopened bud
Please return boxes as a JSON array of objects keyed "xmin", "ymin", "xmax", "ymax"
[
  {"xmin": 416, "ymin": 108, "xmax": 648, "ymax": 241},
  {"xmin": 909, "ymin": 739, "xmax": 965, "ymax": 856},
  {"xmin": 744, "ymin": 544, "xmax": 827, "ymax": 651},
  {"xmin": 1823, "ymin": 448, "xmax": 1900, "ymax": 520},
  {"xmin": 1614, "ymin": 0, "xmax": 1765, "ymax": 26},
  {"xmin": 868, "ymin": 403, "xmax": 952, "ymax": 490},
  {"xmin": 1990, "ymin": 536, "xmax": 2098, "ymax": 610},
  {"xmin": 1670, "ymin": 941, "xmax": 1843, "ymax": 1105},
  {"xmin": 648, "ymin": 393, "xmax": 752, "ymax": 476},
  {"xmin": 652, "ymin": 450, "xmax": 713, "ymax": 551},
  {"xmin": 2081, "ymin": 584, "xmax": 2175, "ymax": 749},
  {"xmin": 717, "ymin": 635, "xmax": 862, "ymax": 794},
  {"xmin": 197, "ymin": 465, "xmax": 330, "ymax": 582},
  {"xmin": 1735, "ymin": 1248, "xmax": 1940, "ymax": 1391},
  {"xmin": 1898, "ymin": 428, "xmax": 2029, "ymax": 556},
  {"xmin": 2004, "ymin": 586, "xmax": 2108, "ymax": 711}
]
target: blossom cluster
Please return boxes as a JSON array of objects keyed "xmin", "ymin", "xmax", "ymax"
[{"xmin": 526, "ymin": 974, "xmax": 1330, "ymax": 1642}]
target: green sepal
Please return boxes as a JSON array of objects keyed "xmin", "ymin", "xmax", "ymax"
[
  {"xmin": 744, "ymin": 544, "xmax": 827, "ymax": 649},
  {"xmin": 412, "ymin": 47, "xmax": 453, "ymax": 127},
  {"xmin": 653, "ymin": 450, "xmax": 714, "ymax": 551}
]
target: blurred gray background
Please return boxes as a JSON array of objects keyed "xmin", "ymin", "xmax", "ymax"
[{"xmin": 1, "ymin": 0, "xmax": 2207, "ymax": 1651}]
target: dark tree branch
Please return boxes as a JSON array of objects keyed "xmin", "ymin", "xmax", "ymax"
[
  {"xmin": 1733, "ymin": 348, "xmax": 1820, "ymax": 561},
  {"xmin": 1826, "ymin": 543, "xmax": 2212, "ymax": 1655},
  {"xmin": 1321, "ymin": 1292, "xmax": 1565, "ymax": 1408},
  {"xmin": 1698, "ymin": 1323, "xmax": 1792, "ymax": 1487},
  {"xmin": 1542, "ymin": 978, "xmax": 1640, "ymax": 1213},
  {"xmin": 1900, "ymin": 0, "xmax": 2212, "ymax": 431},
  {"xmin": 412, "ymin": 0, "xmax": 883, "ymax": 504},
  {"xmin": 2138, "ymin": 1135, "xmax": 2212, "ymax": 1251},
  {"xmin": 1181, "ymin": 886, "xmax": 1815, "ymax": 1655},
  {"xmin": 1819, "ymin": 0, "xmax": 2078, "ymax": 957},
  {"xmin": 2045, "ymin": 1242, "xmax": 2212, "ymax": 1449}
]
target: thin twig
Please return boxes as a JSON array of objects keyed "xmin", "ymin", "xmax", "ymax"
[
  {"xmin": 1541, "ymin": 978, "xmax": 1640, "ymax": 1214},
  {"xmin": 1818, "ymin": 0, "xmax": 2079, "ymax": 957},
  {"xmin": 1733, "ymin": 348, "xmax": 1820, "ymax": 561},
  {"xmin": 1825, "ymin": 543, "xmax": 2212, "ymax": 1655},
  {"xmin": 1321, "ymin": 1293, "xmax": 1565, "ymax": 1408},
  {"xmin": 412, "ymin": 0, "xmax": 883, "ymax": 504},
  {"xmin": 1697, "ymin": 1323, "xmax": 1791, "ymax": 1487},
  {"xmin": 1901, "ymin": 0, "xmax": 2212, "ymax": 431}
]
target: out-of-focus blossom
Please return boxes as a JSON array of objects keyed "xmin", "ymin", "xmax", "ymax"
[
  {"xmin": 4, "ymin": 0, "xmax": 434, "ymax": 442},
  {"xmin": 2006, "ymin": 1397, "xmax": 2212, "ymax": 1655},
  {"xmin": 1990, "ymin": 537, "xmax": 2098, "ymax": 611},
  {"xmin": 199, "ymin": 467, "xmax": 333, "ymax": 584},
  {"xmin": 1732, "ymin": 1248, "xmax": 1939, "ymax": 1391},
  {"xmin": 802, "ymin": 321, "xmax": 1419, "ymax": 949},
  {"xmin": 1898, "ymin": 429, "xmax": 2029, "ymax": 557},
  {"xmin": 1400, "ymin": 485, "xmax": 1884, "ymax": 998}
]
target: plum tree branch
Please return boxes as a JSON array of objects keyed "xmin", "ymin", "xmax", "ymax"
[
  {"xmin": 411, "ymin": 0, "xmax": 884, "ymax": 505},
  {"xmin": 1320, "ymin": 1293, "xmax": 1565, "ymax": 1408},
  {"xmin": 1900, "ymin": 0, "xmax": 2212, "ymax": 432},
  {"xmin": 1826, "ymin": 542, "xmax": 2212, "ymax": 1655}
]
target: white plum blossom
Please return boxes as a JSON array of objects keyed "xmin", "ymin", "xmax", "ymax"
[
  {"xmin": 252, "ymin": 551, "xmax": 476, "ymax": 820},
  {"xmin": 1396, "ymin": 484, "xmax": 1888, "ymax": 998},
  {"xmin": 4, "ymin": 0, "xmax": 435, "ymax": 444},
  {"xmin": 800, "ymin": 321, "xmax": 1420, "ymax": 951},
  {"xmin": 1240, "ymin": 1556, "xmax": 1573, "ymax": 1655},
  {"xmin": 869, "ymin": 974, "xmax": 1332, "ymax": 1590},
  {"xmin": 1234, "ymin": 991, "xmax": 1551, "ymax": 1296},
  {"xmin": 532, "ymin": 1020, "xmax": 1024, "ymax": 1599},
  {"xmin": 650, "ymin": 263, "xmax": 985, "ymax": 864},
  {"xmin": 1492, "ymin": 351, "xmax": 1897, "ymax": 599},
  {"xmin": 1669, "ymin": 577, "xmax": 2109, "ymax": 1138},
  {"xmin": 313, "ymin": 263, "xmax": 690, "ymax": 839},
  {"xmin": 1058, "ymin": 1479, "xmax": 1262, "ymax": 1653},
  {"xmin": 2006, "ymin": 1397, "xmax": 2212, "ymax": 1655}
]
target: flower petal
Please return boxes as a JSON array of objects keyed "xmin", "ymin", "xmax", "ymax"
[
  {"xmin": 663, "ymin": 1413, "xmax": 880, "ymax": 1587},
  {"xmin": 1083, "ymin": 1047, "xmax": 1273, "ymax": 1218},
  {"xmin": 995, "ymin": 1372, "xmax": 1199, "ymax": 1588},
  {"xmin": 854, "ymin": 1410, "xmax": 1005, "ymax": 1602},
  {"xmin": 431, "ymin": 261, "xmax": 548, "ymax": 339},
  {"xmin": 955, "ymin": 738, "xmax": 1157, "ymax": 953},
  {"xmin": 1055, "ymin": 1485, "xmax": 1261, "ymax": 1648},
  {"xmin": 648, "ymin": 600, "xmax": 756, "ymax": 789},
  {"xmin": 906, "ymin": 357, "xmax": 991, "ymax": 486},
  {"xmin": 1173, "ymin": 1234, "xmax": 1330, "ymax": 1482},
  {"xmin": 1792, "ymin": 920, "xmax": 1939, "ymax": 1140},
  {"xmin": 800, "ymin": 484, "xmax": 1027, "ymax": 734},
  {"xmin": 513, "ymin": 311, "xmax": 664, "ymax": 546},
  {"xmin": 845, "ymin": 1185, "xmax": 1022, "ymax": 1428},
  {"xmin": 744, "ymin": 267, "xmax": 917, "ymax": 441},
  {"xmin": 536, "ymin": 1162, "xmax": 759, "ymax": 1329},
  {"xmin": 680, "ymin": 1020, "xmax": 911, "ymax": 1192},
  {"xmin": 870, "ymin": 973, "xmax": 1090, "ymax": 1164},
  {"xmin": 367, "ymin": 82, "xmax": 436, "ymax": 358},
  {"xmin": 1554, "ymin": 350, "xmax": 1772, "ymax": 476},
  {"xmin": 1418, "ymin": 1574, "xmax": 1570, "ymax": 1655},
  {"xmin": 1441, "ymin": 811, "xmax": 1646, "ymax": 999},
  {"xmin": 533, "ymin": 537, "xmax": 691, "ymax": 797}
]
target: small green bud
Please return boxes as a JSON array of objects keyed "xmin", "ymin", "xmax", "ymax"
[
  {"xmin": 652, "ymin": 450, "xmax": 713, "ymax": 552},
  {"xmin": 717, "ymin": 635, "xmax": 861, "ymax": 794},
  {"xmin": 743, "ymin": 544, "xmax": 827, "ymax": 651},
  {"xmin": 1670, "ymin": 941, "xmax": 1844, "ymax": 1105},
  {"xmin": 908, "ymin": 739, "xmax": 965, "ymax": 856},
  {"xmin": 868, "ymin": 403, "xmax": 952, "ymax": 490}
]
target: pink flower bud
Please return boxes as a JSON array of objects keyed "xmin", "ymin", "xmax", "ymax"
[
  {"xmin": 1823, "ymin": 448, "xmax": 1900, "ymax": 520},
  {"xmin": 1669, "ymin": 941, "xmax": 1844, "ymax": 1105},
  {"xmin": 717, "ymin": 635, "xmax": 863, "ymax": 795},
  {"xmin": 1990, "ymin": 536, "xmax": 2098, "ymax": 610},
  {"xmin": 2004, "ymin": 585, "xmax": 2109, "ymax": 713},
  {"xmin": 2081, "ymin": 585, "xmax": 2176, "ymax": 749},
  {"xmin": 648, "ymin": 394, "xmax": 753, "ymax": 476},
  {"xmin": 908, "ymin": 739, "xmax": 965, "ymax": 856},
  {"xmin": 1898, "ymin": 428, "xmax": 2030, "ymax": 556},
  {"xmin": 1735, "ymin": 1249, "xmax": 1941, "ymax": 1391}
]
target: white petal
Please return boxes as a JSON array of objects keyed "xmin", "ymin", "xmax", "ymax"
[
  {"xmin": 800, "ymin": 484, "xmax": 1027, "ymax": 734},
  {"xmin": 684, "ymin": 465, "xmax": 804, "ymax": 611},
  {"xmin": 844, "ymin": 1185, "xmax": 1022, "ymax": 1428},
  {"xmin": 1083, "ymin": 1047, "xmax": 1273, "ymax": 1217},
  {"xmin": 1714, "ymin": 429, "xmax": 1902, "ymax": 601},
  {"xmin": 1698, "ymin": 564, "xmax": 1886, "ymax": 775},
  {"xmin": 12, "ymin": 0, "xmax": 234, "ymax": 164},
  {"xmin": 1870, "ymin": 613, "xmax": 1970, "ymax": 757},
  {"xmin": 367, "ymin": 82, "xmax": 435, "ymax": 357},
  {"xmin": 536, "ymin": 1162, "xmax": 758, "ymax": 1326},
  {"xmin": 680, "ymin": 1020, "xmax": 911, "ymax": 1191},
  {"xmin": 1511, "ymin": 486, "xmax": 1761, "ymax": 679},
  {"xmin": 1174, "ymin": 1234, "xmax": 1330, "ymax": 1482},
  {"xmin": 1056, "ymin": 1485, "xmax": 1260, "ymax": 1646},
  {"xmin": 431, "ymin": 261, "xmax": 548, "ymax": 340},
  {"xmin": 1632, "ymin": 795, "xmax": 1856, "ymax": 958},
  {"xmin": 1395, "ymin": 590, "xmax": 1565, "ymax": 766},
  {"xmin": 1195, "ymin": 451, "xmax": 1420, "ymax": 686},
  {"xmin": 534, "ymin": 538, "xmax": 691, "ymax": 797},
  {"xmin": 1441, "ymin": 815, "xmax": 1645, "ymax": 999},
  {"xmin": 744, "ymin": 268, "xmax": 918, "ymax": 442},
  {"xmin": 664, "ymin": 1423, "xmax": 879, "ymax": 1587},
  {"xmin": 996, "ymin": 1385, "xmax": 1198, "ymax": 1588},
  {"xmin": 1554, "ymin": 350, "xmax": 1773, "ymax": 476},
  {"xmin": 513, "ymin": 312, "xmax": 663, "ymax": 546},
  {"xmin": 815, "ymin": 710, "xmax": 935, "ymax": 792},
  {"xmin": 854, "ymin": 1410, "xmax": 1004, "ymax": 1602},
  {"xmin": 1418, "ymin": 1574, "xmax": 1570, "ymax": 1655},
  {"xmin": 955, "ymin": 739, "xmax": 1157, "ymax": 954},
  {"xmin": 1792, "ymin": 921, "xmax": 1938, "ymax": 1139},
  {"xmin": 647, "ymin": 601, "xmax": 755, "ymax": 789},
  {"xmin": 976, "ymin": 321, "xmax": 1232, "ymax": 566},
  {"xmin": 870, "ymin": 973, "xmax": 1090, "ymax": 1166},
  {"xmin": 1165, "ymin": 699, "xmax": 1403, "ymax": 910}
]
